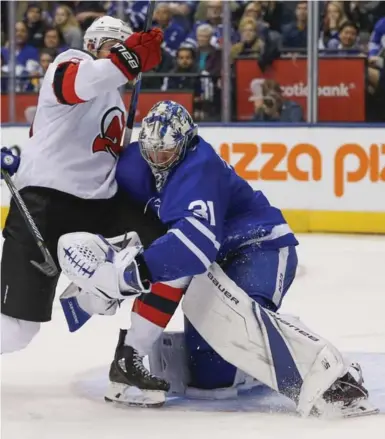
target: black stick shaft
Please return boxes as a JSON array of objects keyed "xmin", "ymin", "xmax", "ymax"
[
  {"xmin": 1, "ymin": 170, "xmax": 58, "ymax": 277},
  {"xmin": 122, "ymin": 0, "xmax": 156, "ymax": 146}
]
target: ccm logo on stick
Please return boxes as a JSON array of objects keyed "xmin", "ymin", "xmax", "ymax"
[{"xmin": 207, "ymin": 271, "xmax": 239, "ymax": 305}]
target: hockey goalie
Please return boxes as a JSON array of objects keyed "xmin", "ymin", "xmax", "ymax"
[{"xmin": 57, "ymin": 101, "xmax": 378, "ymax": 419}]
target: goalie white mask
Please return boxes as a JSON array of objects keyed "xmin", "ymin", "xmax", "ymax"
[{"xmin": 138, "ymin": 101, "xmax": 198, "ymax": 171}]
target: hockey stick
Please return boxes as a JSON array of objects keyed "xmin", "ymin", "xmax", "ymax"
[
  {"xmin": 120, "ymin": 0, "xmax": 156, "ymax": 147},
  {"xmin": 1, "ymin": 170, "xmax": 59, "ymax": 277}
]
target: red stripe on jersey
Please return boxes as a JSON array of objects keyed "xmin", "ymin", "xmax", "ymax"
[
  {"xmin": 133, "ymin": 298, "xmax": 171, "ymax": 328},
  {"xmin": 60, "ymin": 63, "xmax": 86, "ymax": 105},
  {"xmin": 151, "ymin": 283, "xmax": 184, "ymax": 303}
]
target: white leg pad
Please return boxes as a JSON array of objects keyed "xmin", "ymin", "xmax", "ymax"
[
  {"xmin": 149, "ymin": 331, "xmax": 191, "ymax": 395},
  {"xmin": 148, "ymin": 331, "xmax": 263, "ymax": 399},
  {"xmin": 182, "ymin": 263, "xmax": 347, "ymax": 416}
]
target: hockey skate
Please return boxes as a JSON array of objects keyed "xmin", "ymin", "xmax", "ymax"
[
  {"xmin": 312, "ymin": 363, "xmax": 379, "ymax": 418},
  {"xmin": 105, "ymin": 329, "xmax": 170, "ymax": 408}
]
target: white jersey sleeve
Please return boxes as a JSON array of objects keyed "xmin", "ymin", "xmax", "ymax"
[
  {"xmin": 14, "ymin": 49, "xmax": 129, "ymax": 200},
  {"xmin": 51, "ymin": 49, "xmax": 128, "ymax": 105}
]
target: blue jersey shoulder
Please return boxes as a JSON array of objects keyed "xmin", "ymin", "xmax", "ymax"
[
  {"xmin": 116, "ymin": 142, "xmax": 156, "ymax": 205},
  {"xmin": 159, "ymin": 137, "xmax": 230, "ymax": 224}
]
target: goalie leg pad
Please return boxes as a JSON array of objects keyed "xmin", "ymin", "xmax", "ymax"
[
  {"xmin": 182, "ymin": 263, "xmax": 347, "ymax": 416},
  {"xmin": 148, "ymin": 331, "xmax": 262, "ymax": 399},
  {"xmin": 148, "ymin": 331, "xmax": 191, "ymax": 396}
]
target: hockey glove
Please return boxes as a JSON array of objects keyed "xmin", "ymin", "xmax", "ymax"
[
  {"xmin": 1, "ymin": 147, "xmax": 20, "ymax": 178},
  {"xmin": 58, "ymin": 231, "xmax": 152, "ymax": 300},
  {"xmin": 108, "ymin": 28, "xmax": 163, "ymax": 81}
]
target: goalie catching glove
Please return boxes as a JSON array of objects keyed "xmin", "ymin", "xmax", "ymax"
[
  {"xmin": 58, "ymin": 231, "xmax": 152, "ymax": 302},
  {"xmin": 108, "ymin": 28, "xmax": 163, "ymax": 81}
]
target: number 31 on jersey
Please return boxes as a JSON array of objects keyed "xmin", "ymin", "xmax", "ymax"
[{"xmin": 188, "ymin": 200, "xmax": 216, "ymax": 226}]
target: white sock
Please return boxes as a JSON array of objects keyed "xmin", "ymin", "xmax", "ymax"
[{"xmin": 124, "ymin": 312, "xmax": 163, "ymax": 356}]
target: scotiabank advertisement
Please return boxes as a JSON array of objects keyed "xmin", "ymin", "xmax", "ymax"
[
  {"xmin": 236, "ymin": 57, "xmax": 366, "ymax": 122},
  {"xmin": 1, "ymin": 126, "xmax": 384, "ymax": 232},
  {"xmin": 1, "ymin": 92, "xmax": 193, "ymax": 123}
]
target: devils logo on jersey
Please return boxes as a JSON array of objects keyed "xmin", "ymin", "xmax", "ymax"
[{"xmin": 92, "ymin": 107, "xmax": 125, "ymax": 158}]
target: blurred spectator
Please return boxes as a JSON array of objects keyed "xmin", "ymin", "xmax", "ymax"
[
  {"xmin": 347, "ymin": 1, "xmax": 372, "ymax": 34},
  {"xmin": 161, "ymin": 47, "xmax": 200, "ymax": 93},
  {"xmin": 30, "ymin": 49, "xmax": 54, "ymax": 91},
  {"xmin": 282, "ymin": 1, "xmax": 308, "ymax": 50},
  {"xmin": 1, "ymin": 0, "xmax": 9, "ymax": 43},
  {"xmin": 1, "ymin": 52, "xmax": 7, "ymax": 93},
  {"xmin": 141, "ymin": 48, "xmax": 174, "ymax": 90},
  {"xmin": 368, "ymin": 16, "xmax": 385, "ymax": 60},
  {"xmin": 240, "ymin": 1, "xmax": 269, "ymax": 39},
  {"xmin": 107, "ymin": 1, "xmax": 195, "ymax": 32},
  {"xmin": 54, "ymin": 4, "xmax": 83, "ymax": 49},
  {"xmin": 168, "ymin": 1, "xmax": 197, "ymax": 31},
  {"xmin": 367, "ymin": 16, "xmax": 385, "ymax": 120},
  {"xmin": 168, "ymin": 1, "xmax": 196, "ymax": 18},
  {"xmin": 196, "ymin": 24, "xmax": 221, "ymax": 76},
  {"xmin": 153, "ymin": 2, "xmax": 188, "ymax": 56},
  {"xmin": 242, "ymin": 2, "xmax": 265, "ymax": 21},
  {"xmin": 320, "ymin": 1, "xmax": 348, "ymax": 49},
  {"xmin": 74, "ymin": 1, "xmax": 106, "ymax": 31},
  {"xmin": 107, "ymin": 1, "xmax": 148, "ymax": 31},
  {"xmin": 43, "ymin": 27, "xmax": 68, "ymax": 54},
  {"xmin": 260, "ymin": 1, "xmax": 284, "ymax": 33},
  {"xmin": 253, "ymin": 79, "xmax": 304, "ymax": 122},
  {"xmin": 347, "ymin": 1, "xmax": 385, "ymax": 35},
  {"xmin": 231, "ymin": 17, "xmax": 264, "ymax": 61},
  {"xmin": 195, "ymin": 23, "xmax": 221, "ymax": 120},
  {"xmin": 23, "ymin": 2, "xmax": 48, "ymax": 48},
  {"xmin": 186, "ymin": 0, "xmax": 237, "ymax": 49},
  {"xmin": 327, "ymin": 21, "xmax": 361, "ymax": 53},
  {"xmin": 1, "ymin": 21, "xmax": 39, "ymax": 92}
]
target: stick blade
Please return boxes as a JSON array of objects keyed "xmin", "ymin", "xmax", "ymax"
[{"xmin": 31, "ymin": 260, "xmax": 59, "ymax": 277}]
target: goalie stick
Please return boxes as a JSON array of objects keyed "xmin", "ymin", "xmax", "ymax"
[
  {"xmin": 120, "ymin": 0, "xmax": 157, "ymax": 147},
  {"xmin": 1, "ymin": 169, "xmax": 58, "ymax": 277}
]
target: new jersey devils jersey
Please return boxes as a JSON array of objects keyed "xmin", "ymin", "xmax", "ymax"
[{"xmin": 15, "ymin": 49, "xmax": 128, "ymax": 199}]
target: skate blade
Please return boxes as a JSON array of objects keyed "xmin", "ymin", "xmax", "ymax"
[
  {"xmin": 314, "ymin": 399, "xmax": 379, "ymax": 419},
  {"xmin": 104, "ymin": 382, "xmax": 166, "ymax": 408}
]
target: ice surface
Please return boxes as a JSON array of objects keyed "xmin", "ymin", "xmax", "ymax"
[{"xmin": 2, "ymin": 234, "xmax": 385, "ymax": 439}]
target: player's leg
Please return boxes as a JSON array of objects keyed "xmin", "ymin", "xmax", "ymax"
[
  {"xmin": 1, "ymin": 189, "xmax": 61, "ymax": 353},
  {"xmin": 1, "ymin": 314, "xmax": 40, "ymax": 354},
  {"xmin": 182, "ymin": 260, "xmax": 377, "ymax": 417},
  {"xmin": 91, "ymin": 192, "xmax": 177, "ymax": 406},
  {"xmin": 185, "ymin": 245, "xmax": 298, "ymax": 393},
  {"xmin": 1, "ymin": 187, "xmax": 117, "ymax": 352},
  {"xmin": 105, "ymin": 278, "xmax": 188, "ymax": 407},
  {"xmin": 57, "ymin": 229, "xmax": 185, "ymax": 406}
]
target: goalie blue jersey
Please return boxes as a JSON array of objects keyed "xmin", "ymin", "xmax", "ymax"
[{"xmin": 116, "ymin": 137, "xmax": 298, "ymax": 283}]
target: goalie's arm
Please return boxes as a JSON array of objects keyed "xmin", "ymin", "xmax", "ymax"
[{"xmin": 140, "ymin": 216, "xmax": 222, "ymax": 283}]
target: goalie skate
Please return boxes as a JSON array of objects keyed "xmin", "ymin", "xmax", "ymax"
[
  {"xmin": 312, "ymin": 363, "xmax": 379, "ymax": 419},
  {"xmin": 105, "ymin": 330, "xmax": 170, "ymax": 408}
]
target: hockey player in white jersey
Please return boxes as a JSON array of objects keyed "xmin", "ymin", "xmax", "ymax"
[
  {"xmin": 1, "ymin": 17, "xmax": 166, "ymax": 354},
  {"xmin": 56, "ymin": 102, "xmax": 378, "ymax": 417}
]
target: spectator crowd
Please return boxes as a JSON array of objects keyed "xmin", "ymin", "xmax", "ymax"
[{"xmin": 1, "ymin": 1, "xmax": 385, "ymax": 121}]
